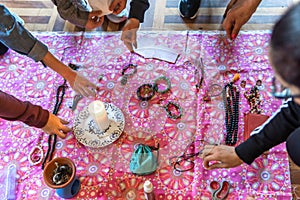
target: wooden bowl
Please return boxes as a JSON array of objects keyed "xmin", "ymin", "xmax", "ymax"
[{"xmin": 43, "ymin": 157, "xmax": 76, "ymax": 189}]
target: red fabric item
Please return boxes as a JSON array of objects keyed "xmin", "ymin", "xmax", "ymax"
[
  {"xmin": 243, "ymin": 113, "xmax": 269, "ymax": 140},
  {"xmin": 0, "ymin": 90, "xmax": 49, "ymax": 128}
]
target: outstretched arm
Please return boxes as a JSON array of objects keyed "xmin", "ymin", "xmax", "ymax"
[
  {"xmin": 202, "ymin": 145, "xmax": 243, "ymax": 169},
  {"xmin": 51, "ymin": 0, "xmax": 103, "ymax": 29},
  {"xmin": 41, "ymin": 52, "xmax": 97, "ymax": 97},
  {"xmin": 203, "ymin": 99, "xmax": 300, "ymax": 169},
  {"xmin": 223, "ymin": 0, "xmax": 262, "ymax": 40},
  {"xmin": 0, "ymin": 90, "xmax": 70, "ymax": 138},
  {"xmin": 0, "ymin": 4, "xmax": 48, "ymax": 61},
  {"xmin": 0, "ymin": 5, "xmax": 97, "ymax": 97},
  {"xmin": 121, "ymin": 0, "xmax": 150, "ymax": 52}
]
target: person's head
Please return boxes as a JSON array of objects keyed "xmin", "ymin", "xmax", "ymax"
[
  {"xmin": 89, "ymin": 0, "xmax": 127, "ymax": 16},
  {"xmin": 270, "ymin": 3, "xmax": 300, "ymax": 166},
  {"xmin": 269, "ymin": 2, "xmax": 300, "ymax": 104}
]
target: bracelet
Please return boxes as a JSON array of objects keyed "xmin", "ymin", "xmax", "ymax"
[
  {"xmin": 136, "ymin": 84, "xmax": 155, "ymax": 101},
  {"xmin": 164, "ymin": 102, "xmax": 183, "ymax": 119},
  {"xmin": 153, "ymin": 76, "xmax": 171, "ymax": 94},
  {"xmin": 121, "ymin": 64, "xmax": 137, "ymax": 85},
  {"xmin": 122, "ymin": 64, "xmax": 137, "ymax": 76},
  {"xmin": 207, "ymin": 84, "xmax": 223, "ymax": 97}
]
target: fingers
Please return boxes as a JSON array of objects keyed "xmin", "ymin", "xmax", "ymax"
[
  {"xmin": 208, "ymin": 162, "xmax": 226, "ymax": 169},
  {"xmin": 202, "ymin": 144, "xmax": 243, "ymax": 169},
  {"xmin": 109, "ymin": 0, "xmax": 119, "ymax": 11},
  {"xmin": 121, "ymin": 32, "xmax": 136, "ymax": 52},
  {"xmin": 223, "ymin": 17, "xmax": 241, "ymax": 40},
  {"xmin": 121, "ymin": 33, "xmax": 134, "ymax": 52},
  {"xmin": 78, "ymin": 83, "xmax": 97, "ymax": 97},
  {"xmin": 124, "ymin": 41, "xmax": 134, "ymax": 52},
  {"xmin": 73, "ymin": 74, "xmax": 97, "ymax": 97},
  {"xmin": 84, "ymin": 88, "xmax": 96, "ymax": 97},
  {"xmin": 52, "ymin": 119, "xmax": 71, "ymax": 139},
  {"xmin": 60, "ymin": 118, "xmax": 69, "ymax": 125},
  {"xmin": 87, "ymin": 16, "xmax": 104, "ymax": 29},
  {"xmin": 86, "ymin": 11, "xmax": 104, "ymax": 29},
  {"xmin": 224, "ymin": 0, "xmax": 238, "ymax": 16},
  {"xmin": 132, "ymin": 32, "xmax": 137, "ymax": 49},
  {"xmin": 87, "ymin": 79, "xmax": 98, "ymax": 89},
  {"xmin": 202, "ymin": 144, "xmax": 222, "ymax": 166},
  {"xmin": 201, "ymin": 145, "xmax": 217, "ymax": 156},
  {"xmin": 79, "ymin": 83, "xmax": 96, "ymax": 97},
  {"xmin": 231, "ymin": 22, "xmax": 242, "ymax": 40},
  {"xmin": 222, "ymin": 16, "xmax": 235, "ymax": 40},
  {"xmin": 76, "ymin": 87, "xmax": 95, "ymax": 98},
  {"xmin": 98, "ymin": 16, "xmax": 105, "ymax": 26},
  {"xmin": 53, "ymin": 129, "xmax": 67, "ymax": 139},
  {"xmin": 59, "ymin": 118, "xmax": 72, "ymax": 131},
  {"xmin": 202, "ymin": 151, "xmax": 224, "ymax": 169},
  {"xmin": 222, "ymin": 0, "xmax": 238, "ymax": 39},
  {"xmin": 60, "ymin": 125, "xmax": 72, "ymax": 134},
  {"xmin": 43, "ymin": 114, "xmax": 71, "ymax": 139},
  {"xmin": 53, "ymin": 118, "xmax": 71, "ymax": 137},
  {"xmin": 203, "ymin": 157, "xmax": 224, "ymax": 170},
  {"xmin": 133, "ymin": 40, "xmax": 137, "ymax": 49},
  {"xmin": 121, "ymin": 19, "xmax": 139, "ymax": 51},
  {"xmin": 109, "ymin": 0, "xmax": 126, "ymax": 14}
]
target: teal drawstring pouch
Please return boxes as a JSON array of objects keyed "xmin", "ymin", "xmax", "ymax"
[{"xmin": 130, "ymin": 144, "xmax": 159, "ymax": 175}]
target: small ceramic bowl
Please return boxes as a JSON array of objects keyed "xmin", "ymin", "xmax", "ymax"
[{"xmin": 43, "ymin": 157, "xmax": 76, "ymax": 189}]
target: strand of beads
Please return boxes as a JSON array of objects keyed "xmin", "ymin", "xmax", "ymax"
[
  {"xmin": 42, "ymin": 79, "xmax": 67, "ymax": 169},
  {"xmin": 244, "ymin": 80, "xmax": 262, "ymax": 114},
  {"xmin": 223, "ymin": 75, "xmax": 240, "ymax": 145},
  {"xmin": 28, "ymin": 64, "xmax": 80, "ymax": 166}
]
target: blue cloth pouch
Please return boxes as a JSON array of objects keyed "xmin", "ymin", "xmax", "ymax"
[{"xmin": 130, "ymin": 144, "xmax": 159, "ymax": 175}]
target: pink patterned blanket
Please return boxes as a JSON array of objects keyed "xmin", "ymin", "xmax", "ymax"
[{"xmin": 0, "ymin": 31, "xmax": 292, "ymax": 199}]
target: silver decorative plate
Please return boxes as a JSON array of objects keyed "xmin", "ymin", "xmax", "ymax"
[{"xmin": 73, "ymin": 103, "xmax": 125, "ymax": 148}]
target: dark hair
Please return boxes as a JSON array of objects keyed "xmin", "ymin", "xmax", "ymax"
[{"xmin": 270, "ymin": 3, "xmax": 300, "ymax": 88}]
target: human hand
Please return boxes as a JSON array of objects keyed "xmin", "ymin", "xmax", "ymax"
[
  {"xmin": 42, "ymin": 113, "xmax": 72, "ymax": 139},
  {"xmin": 64, "ymin": 70, "xmax": 97, "ymax": 97},
  {"xmin": 41, "ymin": 52, "xmax": 97, "ymax": 97},
  {"xmin": 201, "ymin": 144, "xmax": 243, "ymax": 169},
  {"xmin": 121, "ymin": 18, "xmax": 140, "ymax": 52},
  {"xmin": 70, "ymin": 72, "xmax": 97, "ymax": 97},
  {"xmin": 223, "ymin": 0, "xmax": 262, "ymax": 40},
  {"xmin": 86, "ymin": 10, "xmax": 104, "ymax": 29},
  {"xmin": 109, "ymin": 0, "xmax": 127, "ymax": 14}
]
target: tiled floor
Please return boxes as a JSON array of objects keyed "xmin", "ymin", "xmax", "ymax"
[
  {"xmin": 1, "ymin": 0, "xmax": 299, "ymax": 32},
  {"xmin": 2, "ymin": 0, "xmax": 300, "ymax": 196}
]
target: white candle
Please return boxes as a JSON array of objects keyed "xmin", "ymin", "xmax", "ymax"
[{"xmin": 88, "ymin": 101, "xmax": 110, "ymax": 131}]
